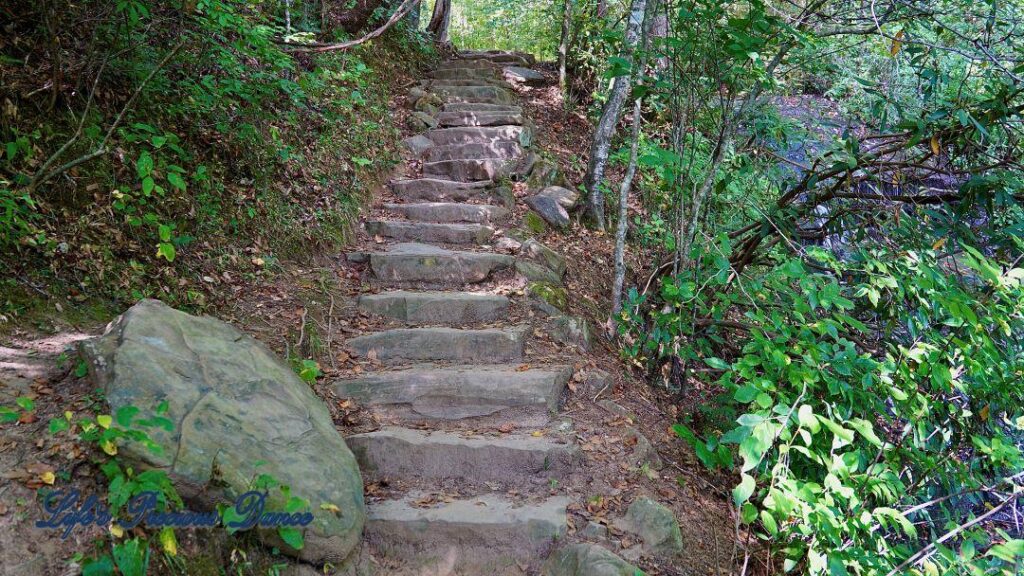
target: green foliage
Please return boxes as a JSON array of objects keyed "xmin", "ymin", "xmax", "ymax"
[
  {"xmin": 423, "ymin": 0, "xmax": 559, "ymax": 59},
  {"xmin": 610, "ymin": 0, "xmax": 1024, "ymax": 573},
  {"xmin": 1, "ymin": 0, "xmax": 414, "ymax": 316}
]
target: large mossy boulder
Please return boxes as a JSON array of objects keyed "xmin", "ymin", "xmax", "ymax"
[
  {"xmin": 80, "ymin": 299, "xmax": 366, "ymax": 565},
  {"xmin": 541, "ymin": 543, "xmax": 642, "ymax": 576}
]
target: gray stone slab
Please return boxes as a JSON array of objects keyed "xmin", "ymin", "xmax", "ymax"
[
  {"xmin": 357, "ymin": 290, "xmax": 509, "ymax": 324},
  {"xmin": 423, "ymin": 158, "xmax": 506, "ymax": 182},
  {"xmin": 348, "ymin": 427, "xmax": 579, "ymax": 481},
  {"xmin": 423, "ymin": 126, "xmax": 528, "ymax": 147},
  {"xmin": 333, "ymin": 365, "xmax": 571, "ymax": 420},
  {"xmin": 365, "ymin": 494, "xmax": 568, "ymax": 572},
  {"xmin": 424, "ymin": 141, "xmax": 522, "ymax": 162},
  {"xmin": 437, "ymin": 111, "xmax": 524, "ymax": 127},
  {"xmin": 364, "ymin": 220, "xmax": 495, "ymax": 245},
  {"xmin": 347, "ymin": 326, "xmax": 529, "ymax": 364},
  {"xmin": 367, "ymin": 242, "xmax": 513, "ymax": 284},
  {"xmin": 382, "ymin": 202, "xmax": 510, "ymax": 224}
]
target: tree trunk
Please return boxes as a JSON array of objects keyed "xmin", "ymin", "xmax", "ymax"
[
  {"xmin": 427, "ymin": 0, "xmax": 451, "ymax": 44},
  {"xmin": 612, "ymin": 97, "xmax": 643, "ymax": 315},
  {"xmin": 583, "ymin": 0, "xmax": 650, "ymax": 230},
  {"xmin": 558, "ymin": 0, "xmax": 573, "ymax": 94},
  {"xmin": 597, "ymin": 0, "xmax": 607, "ymax": 18}
]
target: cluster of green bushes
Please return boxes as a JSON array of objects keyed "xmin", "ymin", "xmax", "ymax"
[
  {"xmin": 571, "ymin": 0, "xmax": 1024, "ymax": 573},
  {"xmin": 1, "ymin": 0, "xmax": 433, "ymax": 320}
]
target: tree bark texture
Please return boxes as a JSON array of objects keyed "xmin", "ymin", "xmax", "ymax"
[
  {"xmin": 427, "ymin": 0, "xmax": 451, "ymax": 43},
  {"xmin": 612, "ymin": 97, "xmax": 643, "ymax": 314},
  {"xmin": 583, "ymin": 0, "xmax": 651, "ymax": 230}
]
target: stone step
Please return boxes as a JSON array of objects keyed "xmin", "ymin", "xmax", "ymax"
[
  {"xmin": 333, "ymin": 365, "xmax": 571, "ymax": 421},
  {"xmin": 437, "ymin": 111, "xmax": 524, "ymax": 127},
  {"xmin": 390, "ymin": 178, "xmax": 511, "ymax": 205},
  {"xmin": 423, "ymin": 158, "xmax": 505, "ymax": 182},
  {"xmin": 365, "ymin": 494, "xmax": 568, "ymax": 573},
  {"xmin": 357, "ymin": 290, "xmax": 509, "ymax": 324},
  {"xmin": 348, "ymin": 427, "xmax": 579, "ymax": 482},
  {"xmin": 458, "ymin": 50, "xmax": 536, "ymax": 66},
  {"xmin": 427, "ymin": 68, "xmax": 502, "ymax": 81},
  {"xmin": 382, "ymin": 202, "xmax": 510, "ymax": 224},
  {"xmin": 432, "ymin": 85, "xmax": 516, "ymax": 105},
  {"xmin": 423, "ymin": 78, "xmax": 511, "ymax": 89},
  {"xmin": 436, "ymin": 59, "xmax": 501, "ymax": 70},
  {"xmin": 361, "ymin": 242, "xmax": 513, "ymax": 285},
  {"xmin": 442, "ymin": 103, "xmax": 523, "ymax": 114},
  {"xmin": 364, "ymin": 220, "xmax": 495, "ymax": 245},
  {"xmin": 424, "ymin": 141, "xmax": 522, "ymax": 162},
  {"xmin": 347, "ymin": 326, "xmax": 529, "ymax": 364},
  {"xmin": 424, "ymin": 126, "xmax": 529, "ymax": 147}
]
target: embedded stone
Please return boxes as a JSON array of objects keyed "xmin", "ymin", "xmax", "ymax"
[
  {"xmin": 617, "ymin": 497, "xmax": 684, "ymax": 557},
  {"xmin": 541, "ymin": 543, "xmax": 640, "ymax": 576},
  {"xmin": 381, "ymin": 202, "xmax": 510, "ymax": 224},
  {"xmin": 357, "ymin": 291, "xmax": 509, "ymax": 324},
  {"xmin": 367, "ymin": 242, "xmax": 513, "ymax": 284},
  {"xmin": 347, "ymin": 326, "xmax": 529, "ymax": 364},
  {"xmin": 334, "ymin": 365, "xmax": 571, "ymax": 421},
  {"xmin": 364, "ymin": 220, "xmax": 495, "ymax": 245},
  {"xmin": 525, "ymin": 194, "xmax": 570, "ymax": 228},
  {"xmin": 348, "ymin": 427, "xmax": 579, "ymax": 482},
  {"xmin": 503, "ymin": 66, "xmax": 547, "ymax": 86}
]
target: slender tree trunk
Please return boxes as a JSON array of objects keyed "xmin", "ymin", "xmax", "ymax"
[
  {"xmin": 583, "ymin": 0, "xmax": 651, "ymax": 230},
  {"xmin": 597, "ymin": 0, "xmax": 607, "ymax": 18},
  {"xmin": 427, "ymin": 0, "xmax": 451, "ymax": 44},
  {"xmin": 558, "ymin": 0, "xmax": 573, "ymax": 94},
  {"xmin": 612, "ymin": 97, "xmax": 643, "ymax": 315}
]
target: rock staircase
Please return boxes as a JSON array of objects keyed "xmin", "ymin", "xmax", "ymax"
[{"xmin": 336, "ymin": 50, "xmax": 578, "ymax": 574}]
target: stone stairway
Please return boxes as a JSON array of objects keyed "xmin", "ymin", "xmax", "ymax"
[{"xmin": 336, "ymin": 50, "xmax": 577, "ymax": 575}]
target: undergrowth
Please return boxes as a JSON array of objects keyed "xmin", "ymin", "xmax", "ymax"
[{"xmin": 0, "ymin": 0, "xmax": 436, "ymax": 329}]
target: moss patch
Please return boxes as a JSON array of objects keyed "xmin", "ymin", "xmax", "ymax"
[
  {"xmin": 527, "ymin": 282, "xmax": 568, "ymax": 311},
  {"xmin": 523, "ymin": 211, "xmax": 549, "ymax": 235}
]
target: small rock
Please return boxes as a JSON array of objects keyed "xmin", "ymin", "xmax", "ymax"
[
  {"xmin": 521, "ymin": 238, "xmax": 566, "ymax": 277},
  {"xmin": 347, "ymin": 251, "xmax": 370, "ymax": 263},
  {"xmin": 619, "ymin": 545, "xmax": 643, "ymax": 564},
  {"xmin": 541, "ymin": 543, "xmax": 641, "ymax": 576},
  {"xmin": 526, "ymin": 158, "xmax": 564, "ymax": 189},
  {"xmin": 538, "ymin": 185, "xmax": 579, "ymax": 209},
  {"xmin": 414, "ymin": 93, "xmax": 443, "ymax": 114},
  {"xmin": 408, "ymin": 87, "xmax": 428, "ymax": 100},
  {"xmin": 516, "ymin": 259, "xmax": 562, "ymax": 284},
  {"xmin": 598, "ymin": 399, "xmax": 636, "ymax": 422},
  {"xmin": 495, "ymin": 236, "xmax": 522, "ymax": 252},
  {"xmin": 584, "ymin": 369, "xmax": 613, "ymax": 396},
  {"xmin": 581, "ymin": 521, "xmax": 609, "ymax": 540},
  {"xmin": 402, "ymin": 135, "xmax": 434, "ymax": 156},
  {"xmin": 499, "ymin": 150, "xmax": 538, "ymax": 181},
  {"xmin": 548, "ymin": 314, "xmax": 595, "ymax": 351},
  {"xmin": 617, "ymin": 497, "xmax": 684, "ymax": 557},
  {"xmin": 525, "ymin": 194, "xmax": 570, "ymax": 229},
  {"xmin": 409, "ymin": 111, "xmax": 439, "ymax": 130},
  {"xmin": 503, "ymin": 66, "xmax": 547, "ymax": 86},
  {"xmin": 624, "ymin": 427, "xmax": 664, "ymax": 471}
]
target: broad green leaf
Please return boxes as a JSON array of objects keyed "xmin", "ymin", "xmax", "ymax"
[{"xmin": 733, "ymin": 473, "xmax": 756, "ymax": 507}]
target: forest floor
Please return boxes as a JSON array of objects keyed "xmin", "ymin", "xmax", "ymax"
[{"xmin": 0, "ymin": 58, "xmax": 750, "ymax": 576}]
